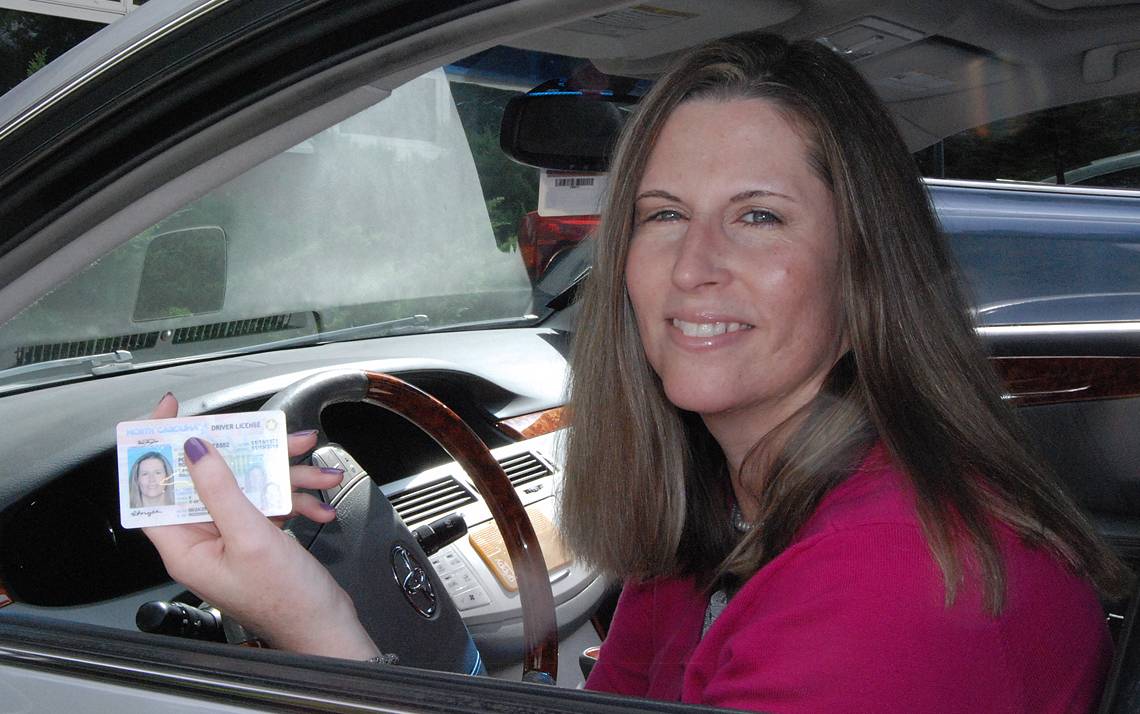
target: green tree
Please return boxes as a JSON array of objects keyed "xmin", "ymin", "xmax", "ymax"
[
  {"xmin": 0, "ymin": 10, "xmax": 100, "ymax": 95},
  {"xmin": 25, "ymin": 47, "xmax": 46, "ymax": 77},
  {"xmin": 451, "ymin": 82, "xmax": 539, "ymax": 252}
]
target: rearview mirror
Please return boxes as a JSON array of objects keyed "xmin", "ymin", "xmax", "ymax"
[{"xmin": 500, "ymin": 89, "xmax": 634, "ymax": 171}]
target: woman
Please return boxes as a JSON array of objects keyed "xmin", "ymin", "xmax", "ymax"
[
  {"xmin": 141, "ymin": 32, "xmax": 1129, "ymax": 711},
  {"xmin": 129, "ymin": 450, "xmax": 175, "ymax": 508},
  {"xmin": 558, "ymin": 32, "xmax": 1129, "ymax": 711}
]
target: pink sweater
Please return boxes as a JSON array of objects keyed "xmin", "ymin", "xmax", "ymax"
[{"xmin": 586, "ymin": 445, "xmax": 1111, "ymax": 712}]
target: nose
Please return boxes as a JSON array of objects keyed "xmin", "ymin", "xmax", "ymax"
[{"xmin": 670, "ymin": 213, "xmax": 731, "ymax": 291}]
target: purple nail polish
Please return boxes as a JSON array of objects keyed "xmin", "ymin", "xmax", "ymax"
[
  {"xmin": 319, "ymin": 467, "xmax": 345, "ymax": 476},
  {"xmin": 289, "ymin": 429, "xmax": 319, "ymax": 438},
  {"xmin": 184, "ymin": 437, "xmax": 208, "ymax": 464},
  {"xmin": 319, "ymin": 502, "xmax": 336, "ymax": 512}
]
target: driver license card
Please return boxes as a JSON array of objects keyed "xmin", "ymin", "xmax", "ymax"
[{"xmin": 116, "ymin": 410, "xmax": 291, "ymax": 528}]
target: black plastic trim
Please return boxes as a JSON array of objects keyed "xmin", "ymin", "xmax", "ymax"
[{"xmin": 0, "ymin": 614, "xmax": 712, "ymax": 713}]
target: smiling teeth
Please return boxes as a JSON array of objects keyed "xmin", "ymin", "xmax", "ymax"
[{"xmin": 672, "ymin": 319, "xmax": 753, "ymax": 337}]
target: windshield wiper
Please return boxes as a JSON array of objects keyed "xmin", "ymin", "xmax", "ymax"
[
  {"xmin": 315, "ymin": 314, "xmax": 431, "ymax": 342},
  {"xmin": 197, "ymin": 313, "xmax": 434, "ymax": 356},
  {"xmin": 0, "ymin": 349, "xmax": 134, "ymax": 391}
]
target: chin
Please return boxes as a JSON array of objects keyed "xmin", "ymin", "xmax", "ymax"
[{"xmin": 660, "ymin": 381, "xmax": 743, "ymax": 417}]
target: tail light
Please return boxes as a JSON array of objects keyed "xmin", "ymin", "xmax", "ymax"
[{"xmin": 517, "ymin": 212, "xmax": 599, "ymax": 283}]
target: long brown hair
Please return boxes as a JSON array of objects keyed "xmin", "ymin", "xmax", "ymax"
[
  {"xmin": 129, "ymin": 450, "xmax": 174, "ymax": 508},
  {"xmin": 559, "ymin": 32, "xmax": 1129, "ymax": 610}
]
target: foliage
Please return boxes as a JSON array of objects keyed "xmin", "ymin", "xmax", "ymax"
[
  {"xmin": 25, "ymin": 48, "xmax": 46, "ymax": 77},
  {"xmin": 0, "ymin": 10, "xmax": 100, "ymax": 95},
  {"xmin": 451, "ymin": 82, "xmax": 539, "ymax": 252}
]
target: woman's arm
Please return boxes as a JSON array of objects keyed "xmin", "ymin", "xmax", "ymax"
[
  {"xmin": 585, "ymin": 578, "xmax": 659, "ymax": 696},
  {"xmin": 142, "ymin": 393, "xmax": 381, "ymax": 660},
  {"xmin": 586, "ymin": 576, "xmax": 709, "ymax": 699}
]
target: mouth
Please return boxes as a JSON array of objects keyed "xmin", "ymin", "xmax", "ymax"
[{"xmin": 670, "ymin": 318, "xmax": 753, "ymax": 338}]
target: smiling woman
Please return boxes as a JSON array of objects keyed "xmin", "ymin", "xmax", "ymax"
[
  {"xmin": 626, "ymin": 98, "xmax": 847, "ymax": 464},
  {"xmin": 561, "ymin": 32, "xmax": 1130, "ymax": 712},
  {"xmin": 4, "ymin": 1, "xmax": 1140, "ymax": 712}
]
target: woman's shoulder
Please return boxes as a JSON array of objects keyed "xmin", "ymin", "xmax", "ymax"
[
  {"xmin": 771, "ymin": 442, "xmax": 1103, "ymax": 619},
  {"xmin": 793, "ymin": 442, "xmax": 919, "ymax": 540}
]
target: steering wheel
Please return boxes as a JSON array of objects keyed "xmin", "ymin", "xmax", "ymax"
[{"xmin": 261, "ymin": 369, "xmax": 558, "ymax": 683}]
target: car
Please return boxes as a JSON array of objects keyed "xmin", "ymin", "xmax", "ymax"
[
  {"xmin": 1038, "ymin": 149, "xmax": 1140, "ymax": 188},
  {"xmin": 0, "ymin": 0, "xmax": 1138, "ymax": 711}
]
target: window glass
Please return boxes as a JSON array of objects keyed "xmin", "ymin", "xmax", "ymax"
[
  {"xmin": 915, "ymin": 92, "xmax": 1140, "ymax": 188},
  {"xmin": 0, "ymin": 62, "xmax": 541, "ymax": 377},
  {"xmin": 0, "ymin": 9, "xmax": 101, "ymax": 95}
]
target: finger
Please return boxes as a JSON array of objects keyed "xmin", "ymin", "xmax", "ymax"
[
  {"xmin": 183, "ymin": 437, "xmax": 270, "ymax": 541},
  {"xmin": 151, "ymin": 392, "xmax": 179, "ymax": 419},
  {"xmin": 290, "ymin": 491, "xmax": 337, "ymax": 524},
  {"xmin": 287, "ymin": 430, "xmax": 319, "ymax": 458},
  {"xmin": 289, "ymin": 464, "xmax": 344, "ymax": 491}
]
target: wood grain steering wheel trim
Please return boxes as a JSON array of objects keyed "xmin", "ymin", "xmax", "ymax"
[{"xmin": 362, "ymin": 371, "xmax": 558, "ymax": 682}]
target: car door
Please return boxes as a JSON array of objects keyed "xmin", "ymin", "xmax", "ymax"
[{"xmin": 0, "ymin": 0, "xmax": 693, "ymax": 711}]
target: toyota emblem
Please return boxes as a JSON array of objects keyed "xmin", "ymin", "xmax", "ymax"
[{"xmin": 391, "ymin": 544, "xmax": 437, "ymax": 618}]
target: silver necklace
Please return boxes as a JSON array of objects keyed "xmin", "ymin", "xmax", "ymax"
[{"xmin": 731, "ymin": 503, "xmax": 755, "ymax": 533}]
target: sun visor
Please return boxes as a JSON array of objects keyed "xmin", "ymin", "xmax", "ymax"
[
  {"xmin": 860, "ymin": 38, "xmax": 1019, "ymax": 102},
  {"xmin": 507, "ymin": 0, "xmax": 800, "ymax": 73}
]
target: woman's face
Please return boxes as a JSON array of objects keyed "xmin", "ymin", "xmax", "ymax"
[
  {"xmin": 137, "ymin": 457, "xmax": 169, "ymax": 499},
  {"xmin": 625, "ymin": 98, "xmax": 847, "ymax": 434}
]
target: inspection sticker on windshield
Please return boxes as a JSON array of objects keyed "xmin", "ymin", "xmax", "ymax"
[{"xmin": 116, "ymin": 411, "xmax": 291, "ymax": 528}]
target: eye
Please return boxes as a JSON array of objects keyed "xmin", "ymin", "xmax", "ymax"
[
  {"xmin": 741, "ymin": 209, "xmax": 780, "ymax": 225},
  {"xmin": 642, "ymin": 209, "xmax": 685, "ymax": 223}
]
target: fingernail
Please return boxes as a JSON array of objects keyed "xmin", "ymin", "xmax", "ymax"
[
  {"xmin": 157, "ymin": 391, "xmax": 174, "ymax": 406},
  {"xmin": 319, "ymin": 467, "xmax": 345, "ymax": 476},
  {"xmin": 184, "ymin": 437, "xmax": 208, "ymax": 464},
  {"xmin": 289, "ymin": 429, "xmax": 319, "ymax": 438},
  {"xmin": 319, "ymin": 502, "xmax": 336, "ymax": 512}
]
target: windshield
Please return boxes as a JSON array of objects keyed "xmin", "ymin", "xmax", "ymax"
[{"xmin": 0, "ymin": 53, "xmax": 597, "ymax": 392}]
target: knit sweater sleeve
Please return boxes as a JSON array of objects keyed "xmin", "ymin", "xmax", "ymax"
[{"xmin": 583, "ymin": 578, "xmax": 658, "ymax": 697}]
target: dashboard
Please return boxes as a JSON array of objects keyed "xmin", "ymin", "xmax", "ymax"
[{"xmin": 0, "ymin": 325, "xmax": 605, "ymax": 682}]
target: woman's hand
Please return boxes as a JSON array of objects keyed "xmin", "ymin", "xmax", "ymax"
[{"xmin": 141, "ymin": 393, "xmax": 381, "ymax": 660}]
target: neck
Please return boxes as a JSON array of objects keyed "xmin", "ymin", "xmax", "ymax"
[{"xmin": 702, "ymin": 390, "xmax": 818, "ymax": 522}]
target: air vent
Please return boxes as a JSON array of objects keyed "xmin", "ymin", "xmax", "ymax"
[
  {"xmin": 498, "ymin": 452, "xmax": 553, "ymax": 488},
  {"xmin": 171, "ymin": 313, "xmax": 296, "ymax": 344},
  {"xmin": 15, "ymin": 332, "xmax": 160, "ymax": 367},
  {"xmin": 389, "ymin": 477, "xmax": 476, "ymax": 525},
  {"xmin": 14, "ymin": 312, "xmax": 303, "ymax": 367}
]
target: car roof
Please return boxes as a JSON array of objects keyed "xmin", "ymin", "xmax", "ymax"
[
  {"xmin": 506, "ymin": 0, "xmax": 1140, "ymax": 151},
  {"xmin": 7, "ymin": 0, "xmax": 1140, "ymax": 158}
]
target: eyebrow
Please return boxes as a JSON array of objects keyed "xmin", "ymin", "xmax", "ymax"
[
  {"xmin": 730, "ymin": 189, "xmax": 796, "ymax": 204},
  {"xmin": 634, "ymin": 189, "xmax": 681, "ymax": 202},
  {"xmin": 633, "ymin": 188, "xmax": 796, "ymax": 203}
]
